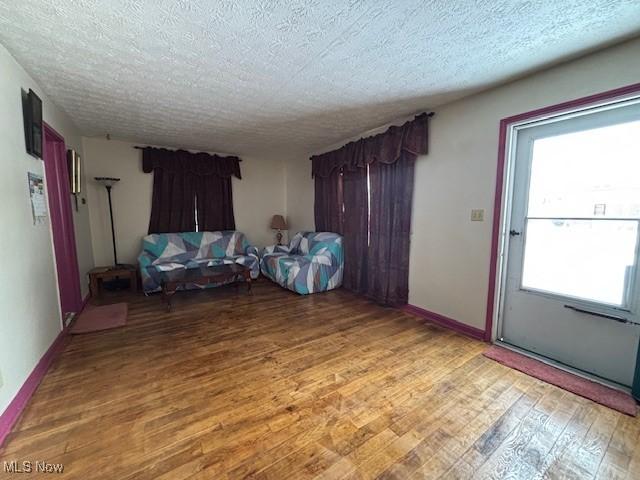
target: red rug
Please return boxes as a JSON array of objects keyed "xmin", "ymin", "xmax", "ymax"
[
  {"xmin": 484, "ymin": 345, "xmax": 637, "ymax": 416},
  {"xmin": 71, "ymin": 303, "xmax": 128, "ymax": 334}
]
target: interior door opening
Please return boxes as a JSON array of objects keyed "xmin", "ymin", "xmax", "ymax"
[{"xmin": 43, "ymin": 123, "xmax": 82, "ymax": 324}]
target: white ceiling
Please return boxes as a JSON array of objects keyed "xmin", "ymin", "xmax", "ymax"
[{"xmin": 1, "ymin": 1, "xmax": 639, "ymax": 156}]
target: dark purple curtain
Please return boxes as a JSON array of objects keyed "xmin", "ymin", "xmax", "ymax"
[
  {"xmin": 314, "ymin": 171, "xmax": 343, "ymax": 234},
  {"xmin": 196, "ymin": 175, "xmax": 236, "ymax": 231},
  {"xmin": 311, "ymin": 113, "xmax": 429, "ymax": 177},
  {"xmin": 341, "ymin": 167, "xmax": 369, "ymax": 293},
  {"xmin": 311, "ymin": 113, "xmax": 430, "ymax": 306},
  {"xmin": 148, "ymin": 167, "xmax": 197, "ymax": 234},
  {"xmin": 366, "ymin": 154, "xmax": 415, "ymax": 305},
  {"xmin": 142, "ymin": 147, "xmax": 241, "ymax": 234}
]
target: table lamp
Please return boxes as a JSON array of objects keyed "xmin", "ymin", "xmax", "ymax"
[{"xmin": 270, "ymin": 215, "xmax": 288, "ymax": 245}]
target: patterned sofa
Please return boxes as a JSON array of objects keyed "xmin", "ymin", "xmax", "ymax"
[
  {"xmin": 260, "ymin": 232, "xmax": 343, "ymax": 294},
  {"xmin": 138, "ymin": 231, "xmax": 259, "ymax": 293}
]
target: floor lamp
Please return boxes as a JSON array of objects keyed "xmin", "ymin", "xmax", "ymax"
[{"xmin": 94, "ymin": 177, "xmax": 121, "ymax": 268}]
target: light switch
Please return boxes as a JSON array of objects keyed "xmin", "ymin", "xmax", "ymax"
[{"xmin": 471, "ymin": 209, "xmax": 484, "ymax": 221}]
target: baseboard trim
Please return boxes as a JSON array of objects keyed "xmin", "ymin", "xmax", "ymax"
[
  {"xmin": 0, "ymin": 297, "xmax": 85, "ymax": 448},
  {"xmin": 403, "ymin": 304, "xmax": 486, "ymax": 341},
  {"xmin": 78, "ymin": 292, "xmax": 90, "ymax": 320},
  {"xmin": 80, "ymin": 292, "xmax": 90, "ymax": 311}
]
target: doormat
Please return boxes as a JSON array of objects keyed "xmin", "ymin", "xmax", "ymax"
[
  {"xmin": 71, "ymin": 303, "xmax": 128, "ymax": 334},
  {"xmin": 484, "ymin": 345, "xmax": 637, "ymax": 416}
]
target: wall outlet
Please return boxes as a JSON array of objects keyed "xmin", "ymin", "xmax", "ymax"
[{"xmin": 471, "ymin": 209, "xmax": 484, "ymax": 221}]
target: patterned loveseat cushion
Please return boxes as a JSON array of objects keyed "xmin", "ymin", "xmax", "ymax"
[
  {"xmin": 138, "ymin": 231, "xmax": 259, "ymax": 293},
  {"xmin": 260, "ymin": 232, "xmax": 343, "ymax": 294}
]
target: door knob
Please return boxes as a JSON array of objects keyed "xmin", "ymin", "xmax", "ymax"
[{"xmin": 509, "ymin": 230, "xmax": 521, "ymax": 237}]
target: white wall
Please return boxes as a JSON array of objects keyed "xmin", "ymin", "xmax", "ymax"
[
  {"xmin": 0, "ymin": 45, "xmax": 93, "ymax": 414},
  {"xmin": 284, "ymin": 38, "xmax": 640, "ymax": 331},
  {"xmin": 409, "ymin": 37, "xmax": 640, "ymax": 331},
  {"xmin": 83, "ymin": 138, "xmax": 287, "ymax": 265},
  {"xmin": 284, "ymin": 155, "xmax": 315, "ymax": 236}
]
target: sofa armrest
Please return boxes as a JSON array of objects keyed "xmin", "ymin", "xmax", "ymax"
[
  {"xmin": 305, "ymin": 242, "xmax": 344, "ymax": 269},
  {"xmin": 308, "ymin": 252, "xmax": 334, "ymax": 266},
  {"xmin": 246, "ymin": 245, "xmax": 259, "ymax": 259},
  {"xmin": 262, "ymin": 244, "xmax": 291, "ymax": 256},
  {"xmin": 137, "ymin": 251, "xmax": 153, "ymax": 270}
]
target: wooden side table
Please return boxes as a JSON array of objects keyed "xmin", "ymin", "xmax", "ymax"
[{"xmin": 88, "ymin": 265, "xmax": 138, "ymax": 297}]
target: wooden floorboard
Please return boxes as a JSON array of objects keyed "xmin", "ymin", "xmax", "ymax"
[{"xmin": 1, "ymin": 281, "xmax": 638, "ymax": 479}]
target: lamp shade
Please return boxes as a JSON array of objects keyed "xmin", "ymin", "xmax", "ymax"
[{"xmin": 270, "ymin": 214, "xmax": 288, "ymax": 230}]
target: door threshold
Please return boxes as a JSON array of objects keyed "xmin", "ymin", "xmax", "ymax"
[{"xmin": 494, "ymin": 340, "xmax": 632, "ymax": 395}]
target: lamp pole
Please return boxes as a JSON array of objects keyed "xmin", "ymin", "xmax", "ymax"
[
  {"xmin": 105, "ymin": 184, "xmax": 118, "ymax": 266},
  {"xmin": 95, "ymin": 177, "xmax": 121, "ymax": 268}
]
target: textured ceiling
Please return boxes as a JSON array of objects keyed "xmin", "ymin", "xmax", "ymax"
[{"xmin": 1, "ymin": 1, "xmax": 639, "ymax": 156}]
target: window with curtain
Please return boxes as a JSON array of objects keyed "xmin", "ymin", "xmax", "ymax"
[
  {"xmin": 141, "ymin": 147, "xmax": 242, "ymax": 234},
  {"xmin": 311, "ymin": 113, "xmax": 430, "ymax": 306}
]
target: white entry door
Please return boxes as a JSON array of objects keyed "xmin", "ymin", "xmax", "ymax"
[{"xmin": 499, "ymin": 99, "xmax": 640, "ymax": 387}]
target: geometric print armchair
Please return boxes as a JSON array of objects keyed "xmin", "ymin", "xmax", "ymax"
[
  {"xmin": 260, "ymin": 231, "xmax": 343, "ymax": 294},
  {"xmin": 138, "ymin": 230, "xmax": 259, "ymax": 293}
]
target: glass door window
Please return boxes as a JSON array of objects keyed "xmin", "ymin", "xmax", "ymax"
[{"xmin": 520, "ymin": 120, "xmax": 640, "ymax": 308}]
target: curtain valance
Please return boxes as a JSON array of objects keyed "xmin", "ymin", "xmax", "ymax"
[
  {"xmin": 141, "ymin": 147, "xmax": 242, "ymax": 179},
  {"xmin": 310, "ymin": 112, "xmax": 430, "ymax": 178}
]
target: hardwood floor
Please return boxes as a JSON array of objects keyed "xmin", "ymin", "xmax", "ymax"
[{"xmin": 1, "ymin": 281, "xmax": 639, "ymax": 479}]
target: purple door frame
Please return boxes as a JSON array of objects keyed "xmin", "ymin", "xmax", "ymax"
[
  {"xmin": 484, "ymin": 81, "xmax": 640, "ymax": 342},
  {"xmin": 43, "ymin": 123, "xmax": 82, "ymax": 317}
]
